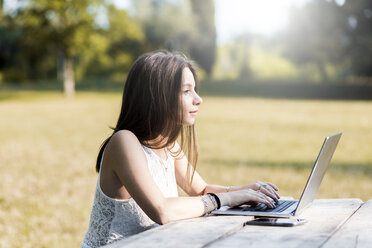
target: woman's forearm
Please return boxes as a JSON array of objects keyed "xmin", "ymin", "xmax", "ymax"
[
  {"xmin": 202, "ymin": 184, "xmax": 252, "ymax": 194},
  {"xmin": 156, "ymin": 182, "xmax": 279, "ymax": 224},
  {"xmin": 155, "ymin": 196, "xmax": 206, "ymax": 224}
]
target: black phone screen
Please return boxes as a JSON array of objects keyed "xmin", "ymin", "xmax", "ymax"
[{"xmin": 244, "ymin": 218, "xmax": 307, "ymax": 227}]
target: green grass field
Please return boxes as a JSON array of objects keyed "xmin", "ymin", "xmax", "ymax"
[{"xmin": 0, "ymin": 91, "xmax": 371, "ymax": 247}]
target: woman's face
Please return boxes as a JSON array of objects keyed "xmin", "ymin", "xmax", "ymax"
[{"xmin": 180, "ymin": 67, "xmax": 202, "ymax": 126}]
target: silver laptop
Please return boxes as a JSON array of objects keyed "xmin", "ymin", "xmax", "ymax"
[{"xmin": 212, "ymin": 132, "xmax": 342, "ymax": 218}]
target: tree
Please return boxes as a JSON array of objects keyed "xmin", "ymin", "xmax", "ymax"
[
  {"xmin": 131, "ymin": 0, "xmax": 217, "ymax": 77},
  {"xmin": 281, "ymin": 0, "xmax": 372, "ymax": 81},
  {"xmin": 189, "ymin": 0, "xmax": 216, "ymax": 77},
  {"xmin": 281, "ymin": 0, "xmax": 345, "ymax": 82},
  {"xmin": 0, "ymin": 5, "xmax": 29, "ymax": 82},
  {"xmin": 82, "ymin": 3, "xmax": 144, "ymax": 82},
  {"xmin": 342, "ymin": 0, "xmax": 372, "ymax": 77},
  {"xmin": 131, "ymin": 0, "xmax": 195, "ymax": 53},
  {"xmin": 16, "ymin": 0, "xmax": 106, "ymax": 97}
]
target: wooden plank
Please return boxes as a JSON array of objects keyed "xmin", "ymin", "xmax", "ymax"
[
  {"xmin": 322, "ymin": 200, "xmax": 372, "ymax": 248},
  {"xmin": 206, "ymin": 199, "xmax": 363, "ymax": 248},
  {"xmin": 104, "ymin": 215, "xmax": 254, "ymax": 248}
]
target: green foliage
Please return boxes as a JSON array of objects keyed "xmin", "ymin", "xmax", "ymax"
[
  {"xmin": 280, "ymin": 0, "xmax": 372, "ymax": 82},
  {"xmin": 212, "ymin": 40, "xmax": 298, "ymax": 81},
  {"xmin": 81, "ymin": 4, "xmax": 144, "ymax": 82},
  {"xmin": 131, "ymin": 0, "xmax": 217, "ymax": 77},
  {"xmin": 0, "ymin": 13, "xmax": 28, "ymax": 81},
  {"xmin": 211, "ymin": 0, "xmax": 371, "ymax": 84},
  {"xmin": 0, "ymin": 0, "xmax": 217, "ymax": 86},
  {"xmin": 342, "ymin": 0, "xmax": 372, "ymax": 77},
  {"xmin": 280, "ymin": 0, "xmax": 345, "ymax": 82},
  {"xmin": 1, "ymin": 0, "xmax": 371, "ymax": 86},
  {"xmin": 0, "ymin": 0, "xmax": 146, "ymax": 85},
  {"xmin": 0, "ymin": 0, "xmax": 102, "ymax": 82},
  {"xmin": 189, "ymin": 0, "xmax": 216, "ymax": 76},
  {"xmin": 132, "ymin": 0, "xmax": 195, "ymax": 52}
]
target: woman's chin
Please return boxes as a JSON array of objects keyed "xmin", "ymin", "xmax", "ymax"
[{"xmin": 182, "ymin": 119, "xmax": 195, "ymax": 126}]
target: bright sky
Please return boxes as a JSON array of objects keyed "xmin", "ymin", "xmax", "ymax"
[
  {"xmin": 111, "ymin": 0, "xmax": 312, "ymax": 44},
  {"xmin": 215, "ymin": 0, "xmax": 311, "ymax": 44}
]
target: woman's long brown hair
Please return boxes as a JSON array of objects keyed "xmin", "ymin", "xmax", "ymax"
[{"xmin": 96, "ymin": 50, "xmax": 199, "ymax": 188}]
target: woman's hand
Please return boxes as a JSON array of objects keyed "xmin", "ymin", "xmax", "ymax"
[
  {"xmin": 216, "ymin": 189, "xmax": 276, "ymax": 208},
  {"xmin": 251, "ymin": 181, "xmax": 280, "ymax": 203},
  {"xmin": 216, "ymin": 181, "xmax": 280, "ymax": 209}
]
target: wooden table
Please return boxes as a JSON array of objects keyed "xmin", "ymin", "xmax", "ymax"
[{"xmin": 105, "ymin": 199, "xmax": 372, "ymax": 248}]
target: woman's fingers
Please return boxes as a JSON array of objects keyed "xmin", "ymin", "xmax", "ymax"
[
  {"xmin": 264, "ymin": 184, "xmax": 280, "ymax": 199},
  {"xmin": 254, "ymin": 190, "xmax": 275, "ymax": 208},
  {"xmin": 256, "ymin": 181, "xmax": 280, "ymax": 201},
  {"xmin": 256, "ymin": 181, "xmax": 278, "ymax": 191},
  {"xmin": 244, "ymin": 189, "xmax": 275, "ymax": 208},
  {"xmin": 265, "ymin": 182, "xmax": 279, "ymax": 191},
  {"xmin": 259, "ymin": 186, "xmax": 279, "ymax": 203}
]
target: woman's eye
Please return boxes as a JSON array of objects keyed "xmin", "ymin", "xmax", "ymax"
[{"xmin": 183, "ymin": 90, "xmax": 190, "ymax": 94}]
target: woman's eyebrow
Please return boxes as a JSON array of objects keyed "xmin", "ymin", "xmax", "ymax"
[{"xmin": 182, "ymin": 82, "xmax": 194, "ymax": 87}]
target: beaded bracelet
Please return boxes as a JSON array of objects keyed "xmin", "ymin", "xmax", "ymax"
[
  {"xmin": 201, "ymin": 195, "xmax": 217, "ymax": 215},
  {"xmin": 208, "ymin": 194, "xmax": 218, "ymax": 209},
  {"xmin": 207, "ymin": 193, "xmax": 221, "ymax": 209}
]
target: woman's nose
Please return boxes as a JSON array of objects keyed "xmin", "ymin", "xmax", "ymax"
[{"xmin": 194, "ymin": 92, "xmax": 202, "ymax": 105}]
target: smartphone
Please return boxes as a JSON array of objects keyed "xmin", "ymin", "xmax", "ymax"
[{"xmin": 244, "ymin": 218, "xmax": 307, "ymax": 227}]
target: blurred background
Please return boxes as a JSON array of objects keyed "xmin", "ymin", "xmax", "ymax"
[
  {"xmin": 1, "ymin": 0, "xmax": 372, "ymax": 93},
  {"xmin": 0, "ymin": 0, "xmax": 371, "ymax": 247}
]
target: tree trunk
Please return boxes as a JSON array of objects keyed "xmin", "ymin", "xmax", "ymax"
[
  {"xmin": 62, "ymin": 52, "xmax": 75, "ymax": 97},
  {"xmin": 316, "ymin": 62, "xmax": 328, "ymax": 83},
  {"xmin": 57, "ymin": 50, "xmax": 64, "ymax": 84}
]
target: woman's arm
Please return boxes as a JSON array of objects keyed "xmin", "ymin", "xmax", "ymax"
[
  {"xmin": 106, "ymin": 131, "xmax": 277, "ymax": 225},
  {"xmin": 204, "ymin": 183, "xmax": 280, "ymax": 203},
  {"xmin": 105, "ymin": 131, "xmax": 207, "ymax": 224},
  {"xmin": 173, "ymin": 142, "xmax": 279, "ymax": 202}
]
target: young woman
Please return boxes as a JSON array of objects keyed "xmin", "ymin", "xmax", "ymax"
[{"xmin": 81, "ymin": 50, "xmax": 280, "ymax": 248}]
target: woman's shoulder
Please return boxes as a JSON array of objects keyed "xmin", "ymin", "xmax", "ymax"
[
  {"xmin": 112, "ymin": 129, "xmax": 138, "ymax": 141},
  {"xmin": 104, "ymin": 130, "xmax": 147, "ymax": 171},
  {"xmin": 107, "ymin": 130, "xmax": 143, "ymax": 154}
]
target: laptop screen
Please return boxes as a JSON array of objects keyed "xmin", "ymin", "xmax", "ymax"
[{"xmin": 295, "ymin": 132, "xmax": 342, "ymax": 215}]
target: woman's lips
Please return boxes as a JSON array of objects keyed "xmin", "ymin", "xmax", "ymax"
[{"xmin": 189, "ymin": 110, "xmax": 198, "ymax": 115}]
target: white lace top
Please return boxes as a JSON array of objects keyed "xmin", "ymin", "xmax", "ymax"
[{"xmin": 81, "ymin": 145, "xmax": 178, "ymax": 248}]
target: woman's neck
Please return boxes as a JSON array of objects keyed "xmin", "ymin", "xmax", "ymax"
[
  {"xmin": 145, "ymin": 136, "xmax": 170, "ymax": 160},
  {"xmin": 146, "ymin": 135, "xmax": 169, "ymax": 148}
]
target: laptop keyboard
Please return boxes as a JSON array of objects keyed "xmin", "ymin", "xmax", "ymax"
[{"xmin": 242, "ymin": 200, "xmax": 297, "ymax": 213}]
